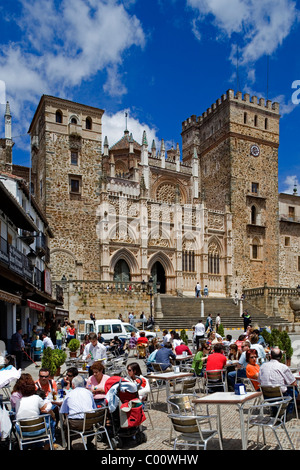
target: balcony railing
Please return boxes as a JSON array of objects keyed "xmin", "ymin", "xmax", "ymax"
[
  {"xmin": 280, "ymin": 214, "xmax": 300, "ymax": 224},
  {"xmin": 0, "ymin": 237, "xmax": 48, "ymax": 292}
]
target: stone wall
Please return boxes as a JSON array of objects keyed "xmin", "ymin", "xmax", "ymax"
[
  {"xmin": 244, "ymin": 286, "xmax": 298, "ymax": 322},
  {"xmin": 58, "ymin": 280, "xmax": 151, "ymax": 322}
]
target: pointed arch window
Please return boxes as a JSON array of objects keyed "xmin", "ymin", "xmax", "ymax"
[
  {"xmin": 251, "ymin": 237, "xmax": 262, "ymax": 260},
  {"xmin": 208, "ymin": 242, "xmax": 220, "ymax": 274},
  {"xmin": 182, "ymin": 250, "xmax": 195, "ymax": 272}
]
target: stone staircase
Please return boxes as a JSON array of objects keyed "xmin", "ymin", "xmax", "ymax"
[{"xmin": 155, "ymin": 295, "xmax": 290, "ymax": 331}]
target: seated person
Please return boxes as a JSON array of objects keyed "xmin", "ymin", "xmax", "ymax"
[
  {"xmin": 35, "ymin": 368, "xmax": 58, "ymax": 398},
  {"xmin": 245, "ymin": 349, "xmax": 260, "ymax": 390},
  {"xmin": 60, "ymin": 375, "xmax": 97, "ymax": 450},
  {"xmin": 206, "ymin": 343, "xmax": 227, "ymax": 371},
  {"xmin": 35, "ymin": 367, "xmax": 59, "ymax": 422},
  {"xmin": 15, "ymin": 373, "xmax": 55, "ymax": 449},
  {"xmin": 60, "ymin": 367, "xmax": 79, "ymax": 392},
  {"xmin": 258, "ymin": 347, "xmax": 298, "ymax": 414},
  {"xmin": 151, "ymin": 342, "xmax": 176, "ymax": 371},
  {"xmin": 129, "ymin": 332, "xmax": 138, "ymax": 349},
  {"xmin": 192, "ymin": 342, "xmax": 210, "ymax": 377},
  {"xmin": 108, "ymin": 336, "xmax": 123, "ymax": 354},
  {"xmin": 127, "ymin": 362, "xmax": 150, "ymax": 404},
  {"xmin": 0, "ymin": 354, "xmax": 15, "ymax": 371},
  {"xmin": 137, "ymin": 332, "xmax": 149, "ymax": 345},
  {"xmin": 85, "ymin": 361, "xmax": 110, "ymax": 408},
  {"xmin": 30, "ymin": 335, "xmax": 44, "ymax": 361},
  {"xmin": 175, "ymin": 343, "xmax": 192, "ymax": 356}
]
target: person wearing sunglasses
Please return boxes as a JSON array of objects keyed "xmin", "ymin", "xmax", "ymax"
[
  {"xmin": 60, "ymin": 367, "xmax": 79, "ymax": 392},
  {"xmin": 127, "ymin": 362, "xmax": 150, "ymax": 402},
  {"xmin": 245, "ymin": 349, "xmax": 260, "ymax": 390}
]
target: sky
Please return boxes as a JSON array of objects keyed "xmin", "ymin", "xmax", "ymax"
[{"xmin": 0, "ymin": 0, "xmax": 300, "ymax": 193}]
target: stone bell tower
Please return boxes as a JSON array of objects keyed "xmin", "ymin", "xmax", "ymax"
[
  {"xmin": 182, "ymin": 89, "xmax": 280, "ymax": 292},
  {"xmin": 28, "ymin": 95, "xmax": 104, "ymax": 281}
]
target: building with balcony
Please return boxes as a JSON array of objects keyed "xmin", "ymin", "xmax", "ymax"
[{"xmin": 0, "ymin": 172, "xmax": 60, "ymax": 350}]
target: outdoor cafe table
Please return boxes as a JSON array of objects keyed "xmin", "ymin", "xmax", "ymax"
[
  {"xmin": 175, "ymin": 355, "xmax": 193, "ymax": 361},
  {"xmin": 145, "ymin": 371, "xmax": 193, "ymax": 410},
  {"xmin": 192, "ymin": 391, "xmax": 262, "ymax": 450}
]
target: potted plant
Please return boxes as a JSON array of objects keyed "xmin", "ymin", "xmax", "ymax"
[
  {"xmin": 52, "ymin": 349, "xmax": 67, "ymax": 376},
  {"xmin": 68, "ymin": 338, "xmax": 81, "ymax": 358},
  {"xmin": 41, "ymin": 347, "xmax": 67, "ymax": 377}
]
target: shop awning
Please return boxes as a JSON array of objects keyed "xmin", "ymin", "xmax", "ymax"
[
  {"xmin": 0, "ymin": 289, "xmax": 22, "ymax": 305},
  {"xmin": 27, "ymin": 299, "xmax": 45, "ymax": 312}
]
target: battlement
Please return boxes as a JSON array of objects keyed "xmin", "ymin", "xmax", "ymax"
[{"xmin": 182, "ymin": 89, "xmax": 280, "ymax": 131}]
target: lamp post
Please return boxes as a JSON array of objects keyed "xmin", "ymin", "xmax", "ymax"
[
  {"xmin": 27, "ymin": 250, "xmax": 37, "ymax": 271},
  {"xmin": 148, "ymin": 276, "xmax": 154, "ymax": 324}
]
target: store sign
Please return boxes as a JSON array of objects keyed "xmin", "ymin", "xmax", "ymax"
[
  {"xmin": 44, "ymin": 269, "xmax": 52, "ymax": 295},
  {"xmin": 27, "ymin": 300, "xmax": 45, "ymax": 312},
  {"xmin": 0, "ymin": 289, "xmax": 21, "ymax": 305}
]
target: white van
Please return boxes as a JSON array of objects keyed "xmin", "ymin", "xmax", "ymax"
[{"xmin": 77, "ymin": 319, "xmax": 156, "ymax": 343}]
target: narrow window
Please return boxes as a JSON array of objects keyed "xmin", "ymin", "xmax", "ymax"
[
  {"xmin": 56, "ymin": 110, "xmax": 62, "ymax": 123},
  {"xmin": 71, "ymin": 151, "xmax": 78, "ymax": 165},
  {"xmin": 288, "ymin": 206, "xmax": 295, "ymax": 220},
  {"xmin": 251, "ymin": 205, "xmax": 257, "ymax": 224},
  {"xmin": 254, "ymin": 115, "xmax": 258, "ymax": 127},
  {"xmin": 252, "ymin": 243, "xmax": 258, "ymax": 259},
  {"xmin": 86, "ymin": 117, "xmax": 92, "ymax": 130},
  {"xmin": 70, "ymin": 179, "xmax": 80, "ymax": 193},
  {"xmin": 244, "ymin": 112, "xmax": 247, "ymax": 124},
  {"xmin": 265, "ymin": 118, "xmax": 268, "ymax": 130},
  {"xmin": 285, "ymin": 237, "xmax": 290, "ymax": 247},
  {"xmin": 252, "ymin": 182, "xmax": 259, "ymax": 194}
]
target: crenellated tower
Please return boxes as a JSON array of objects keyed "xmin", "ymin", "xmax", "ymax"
[{"xmin": 182, "ymin": 89, "xmax": 280, "ymax": 292}]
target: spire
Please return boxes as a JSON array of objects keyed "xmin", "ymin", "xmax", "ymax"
[
  {"xmin": 4, "ymin": 101, "xmax": 12, "ymax": 141},
  {"xmin": 5, "ymin": 101, "xmax": 11, "ymax": 117},
  {"xmin": 142, "ymin": 130, "xmax": 148, "ymax": 147},
  {"xmin": 151, "ymin": 139, "xmax": 156, "ymax": 158}
]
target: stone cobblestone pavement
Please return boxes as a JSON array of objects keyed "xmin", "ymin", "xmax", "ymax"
[{"xmin": 8, "ymin": 359, "xmax": 300, "ymax": 451}]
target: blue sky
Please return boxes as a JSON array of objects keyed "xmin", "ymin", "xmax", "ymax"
[{"xmin": 0, "ymin": 0, "xmax": 300, "ymax": 193}]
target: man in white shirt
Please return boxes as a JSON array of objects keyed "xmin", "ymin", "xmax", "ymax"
[
  {"xmin": 258, "ymin": 347, "xmax": 298, "ymax": 414},
  {"xmin": 82, "ymin": 332, "xmax": 107, "ymax": 372},
  {"xmin": 194, "ymin": 320, "xmax": 206, "ymax": 350},
  {"xmin": 195, "ymin": 282, "xmax": 201, "ymax": 298},
  {"xmin": 60, "ymin": 375, "xmax": 96, "ymax": 449},
  {"xmin": 41, "ymin": 331, "xmax": 54, "ymax": 349},
  {"xmin": 162, "ymin": 329, "xmax": 171, "ymax": 345}
]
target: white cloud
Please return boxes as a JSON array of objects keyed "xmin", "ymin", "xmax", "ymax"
[
  {"xmin": 282, "ymin": 175, "xmax": 300, "ymax": 193},
  {"xmin": 0, "ymin": 0, "xmax": 145, "ymax": 105},
  {"xmin": 102, "ymin": 109, "xmax": 159, "ymax": 150},
  {"xmin": 0, "ymin": 0, "xmax": 147, "ymax": 158},
  {"xmin": 187, "ymin": 0, "xmax": 299, "ymax": 64}
]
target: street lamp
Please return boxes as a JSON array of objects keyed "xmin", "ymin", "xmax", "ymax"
[
  {"xmin": 26, "ymin": 250, "xmax": 37, "ymax": 271},
  {"xmin": 148, "ymin": 276, "xmax": 154, "ymax": 325}
]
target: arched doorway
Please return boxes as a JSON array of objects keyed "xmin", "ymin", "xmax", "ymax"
[
  {"xmin": 151, "ymin": 261, "xmax": 166, "ymax": 293},
  {"xmin": 113, "ymin": 259, "xmax": 131, "ymax": 283}
]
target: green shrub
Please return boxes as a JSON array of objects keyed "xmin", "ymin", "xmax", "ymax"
[
  {"xmin": 41, "ymin": 347, "xmax": 66, "ymax": 376},
  {"xmin": 68, "ymin": 338, "xmax": 80, "ymax": 352}
]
